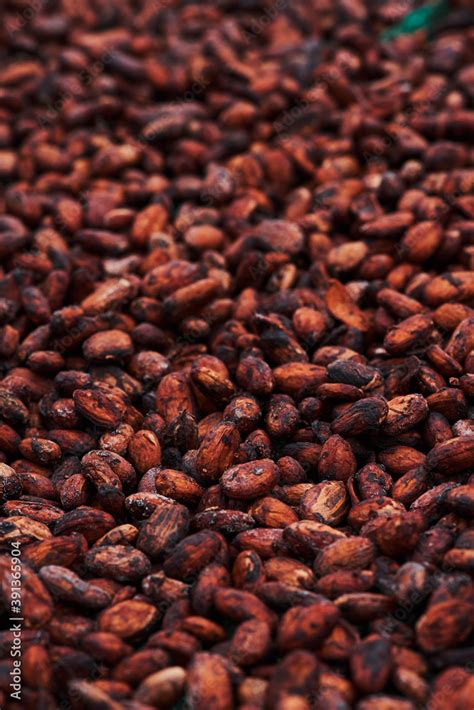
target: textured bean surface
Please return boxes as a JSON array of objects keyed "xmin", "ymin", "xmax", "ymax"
[{"xmin": 0, "ymin": 1, "xmax": 473, "ymax": 709}]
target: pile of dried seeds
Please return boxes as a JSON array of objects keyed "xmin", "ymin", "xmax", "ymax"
[{"xmin": 0, "ymin": 0, "xmax": 473, "ymax": 708}]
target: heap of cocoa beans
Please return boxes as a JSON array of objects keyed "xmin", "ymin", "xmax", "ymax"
[{"xmin": 0, "ymin": 0, "xmax": 473, "ymax": 708}]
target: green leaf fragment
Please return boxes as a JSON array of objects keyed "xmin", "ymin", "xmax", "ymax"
[{"xmin": 382, "ymin": 0, "xmax": 450, "ymax": 40}]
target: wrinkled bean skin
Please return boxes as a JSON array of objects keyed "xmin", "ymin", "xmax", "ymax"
[{"xmin": 0, "ymin": 1, "xmax": 473, "ymax": 709}]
